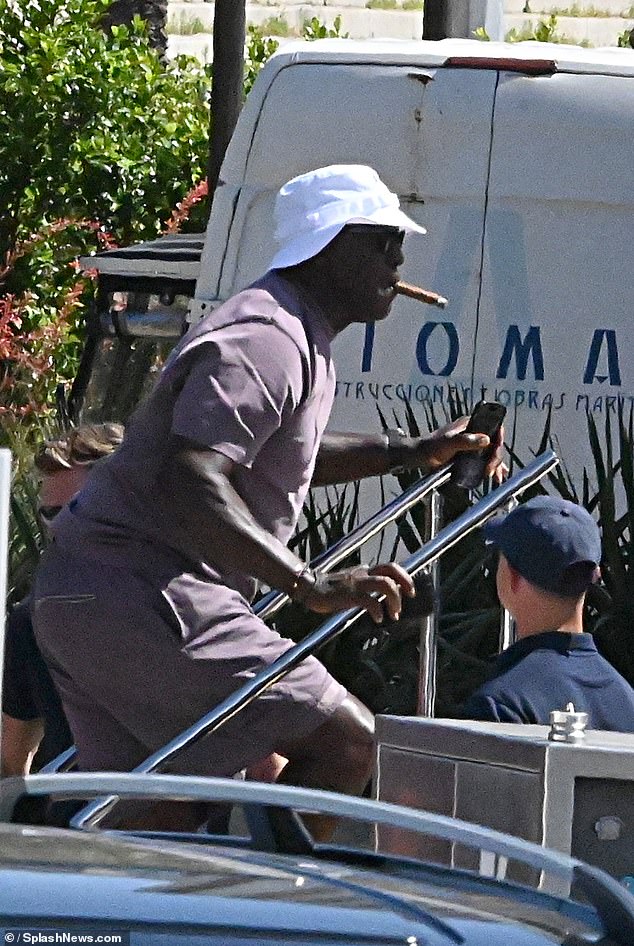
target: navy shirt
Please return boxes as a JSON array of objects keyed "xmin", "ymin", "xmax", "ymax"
[
  {"xmin": 463, "ymin": 631, "xmax": 634, "ymax": 731},
  {"xmin": 2, "ymin": 598, "xmax": 72, "ymax": 767}
]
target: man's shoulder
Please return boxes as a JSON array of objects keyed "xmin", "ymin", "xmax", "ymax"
[
  {"xmin": 485, "ymin": 637, "xmax": 560, "ymax": 679},
  {"xmin": 466, "ymin": 643, "xmax": 563, "ymax": 709},
  {"xmin": 486, "ymin": 632, "xmax": 586, "ymax": 680},
  {"xmin": 471, "ymin": 660, "xmax": 530, "ymax": 701},
  {"xmin": 184, "ymin": 275, "xmax": 316, "ymax": 352}
]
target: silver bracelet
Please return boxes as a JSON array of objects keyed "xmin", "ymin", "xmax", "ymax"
[
  {"xmin": 385, "ymin": 427, "xmax": 407, "ymax": 475},
  {"xmin": 290, "ymin": 564, "xmax": 315, "ymax": 603}
]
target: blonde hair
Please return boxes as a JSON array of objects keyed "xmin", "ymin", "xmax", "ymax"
[{"xmin": 34, "ymin": 423, "xmax": 124, "ymax": 474}]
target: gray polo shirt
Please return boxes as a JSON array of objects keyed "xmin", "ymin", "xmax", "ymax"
[{"xmin": 52, "ymin": 271, "xmax": 336, "ymax": 602}]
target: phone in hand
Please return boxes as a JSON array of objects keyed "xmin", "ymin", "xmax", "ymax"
[{"xmin": 450, "ymin": 400, "xmax": 506, "ymax": 490}]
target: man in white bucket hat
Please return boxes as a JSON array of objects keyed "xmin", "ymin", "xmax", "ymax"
[
  {"xmin": 34, "ymin": 165, "xmax": 502, "ymax": 834},
  {"xmin": 270, "ymin": 164, "xmax": 426, "ymax": 269}
]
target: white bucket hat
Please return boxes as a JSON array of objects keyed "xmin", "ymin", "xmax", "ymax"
[{"xmin": 269, "ymin": 164, "xmax": 426, "ymax": 271}]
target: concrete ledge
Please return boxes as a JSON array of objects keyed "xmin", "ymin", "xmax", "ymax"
[
  {"xmin": 364, "ymin": 9, "xmax": 424, "ymax": 38},
  {"xmin": 505, "ymin": 11, "xmax": 633, "ymax": 43},
  {"xmin": 168, "ymin": 3, "xmax": 425, "ymax": 40},
  {"xmin": 166, "ymin": 0, "xmax": 632, "ymax": 50},
  {"xmin": 168, "ymin": 3, "xmax": 215, "ymax": 31},
  {"xmin": 167, "ymin": 32, "xmax": 214, "ymax": 61},
  {"xmin": 248, "ymin": 0, "xmax": 414, "ymax": 6},
  {"xmin": 505, "ymin": 0, "xmax": 633, "ymax": 12}
]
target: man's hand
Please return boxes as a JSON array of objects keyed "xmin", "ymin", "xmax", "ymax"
[
  {"xmin": 300, "ymin": 563, "xmax": 415, "ymax": 624},
  {"xmin": 314, "ymin": 417, "xmax": 506, "ymax": 486},
  {"xmin": 411, "ymin": 415, "xmax": 506, "ymax": 483}
]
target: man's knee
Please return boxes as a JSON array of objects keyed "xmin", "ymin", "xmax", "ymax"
[
  {"xmin": 330, "ymin": 694, "xmax": 375, "ymax": 767},
  {"xmin": 280, "ymin": 694, "xmax": 375, "ymax": 778}
]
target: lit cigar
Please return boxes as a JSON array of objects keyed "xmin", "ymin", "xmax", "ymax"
[{"xmin": 395, "ymin": 280, "xmax": 448, "ymax": 309}]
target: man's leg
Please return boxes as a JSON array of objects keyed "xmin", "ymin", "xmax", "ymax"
[
  {"xmin": 276, "ymin": 693, "xmax": 375, "ymax": 841},
  {"xmin": 34, "ymin": 558, "xmax": 372, "ymax": 836},
  {"xmin": 246, "ymin": 752, "xmax": 288, "ymax": 782}
]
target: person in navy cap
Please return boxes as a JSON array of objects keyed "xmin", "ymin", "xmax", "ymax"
[{"xmin": 463, "ymin": 496, "xmax": 634, "ymax": 730}]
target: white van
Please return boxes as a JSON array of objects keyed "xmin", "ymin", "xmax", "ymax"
[{"xmin": 192, "ymin": 37, "xmax": 634, "ymax": 483}]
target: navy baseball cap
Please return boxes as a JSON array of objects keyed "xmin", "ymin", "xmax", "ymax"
[{"xmin": 484, "ymin": 496, "xmax": 601, "ymax": 596}]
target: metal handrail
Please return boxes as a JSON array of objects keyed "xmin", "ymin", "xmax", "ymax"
[
  {"xmin": 72, "ymin": 449, "xmax": 558, "ymax": 829},
  {"xmin": 256, "ymin": 464, "xmax": 451, "ymax": 621},
  {"xmin": 417, "ymin": 487, "xmax": 443, "ymax": 716},
  {"xmin": 498, "ymin": 496, "xmax": 519, "ymax": 651},
  {"xmin": 41, "ymin": 465, "xmax": 449, "ymax": 775},
  {"xmin": 39, "ymin": 746, "xmax": 77, "ymax": 775}
]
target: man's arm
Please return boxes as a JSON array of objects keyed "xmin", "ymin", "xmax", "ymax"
[
  {"xmin": 161, "ymin": 442, "xmax": 309, "ymax": 593},
  {"xmin": 462, "ymin": 693, "xmax": 524, "ymax": 724},
  {"xmin": 1, "ymin": 713, "xmax": 45, "ymax": 777},
  {"xmin": 312, "ymin": 416, "xmax": 504, "ymax": 486},
  {"xmin": 160, "ymin": 440, "xmax": 415, "ymax": 623},
  {"xmin": 2, "ymin": 602, "xmax": 46, "ymax": 776}
]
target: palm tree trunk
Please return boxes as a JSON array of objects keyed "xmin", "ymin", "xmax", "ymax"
[{"xmin": 207, "ymin": 0, "xmax": 246, "ymax": 199}]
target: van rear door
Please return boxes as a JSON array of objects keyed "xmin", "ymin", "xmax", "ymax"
[
  {"xmin": 321, "ymin": 64, "xmax": 496, "ymax": 435},
  {"xmin": 197, "ymin": 52, "xmax": 498, "ymax": 438},
  {"xmin": 473, "ymin": 68, "xmax": 634, "ymax": 466}
]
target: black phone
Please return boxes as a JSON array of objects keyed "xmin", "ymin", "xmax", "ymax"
[{"xmin": 450, "ymin": 400, "xmax": 506, "ymax": 490}]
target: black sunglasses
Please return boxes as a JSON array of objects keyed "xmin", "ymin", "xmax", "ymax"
[{"xmin": 343, "ymin": 224, "xmax": 405, "ymax": 257}]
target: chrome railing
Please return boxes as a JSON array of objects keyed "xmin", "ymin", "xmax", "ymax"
[
  {"xmin": 417, "ymin": 487, "xmax": 443, "ymax": 716},
  {"xmin": 0, "ymin": 772, "xmax": 601, "ymax": 883},
  {"xmin": 40, "ymin": 464, "xmax": 451, "ymax": 774},
  {"xmin": 72, "ymin": 449, "xmax": 558, "ymax": 829},
  {"xmin": 498, "ymin": 496, "xmax": 520, "ymax": 651},
  {"xmin": 255, "ymin": 465, "xmax": 451, "ymax": 622}
]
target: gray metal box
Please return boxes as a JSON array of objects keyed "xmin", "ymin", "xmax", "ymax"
[{"xmin": 375, "ymin": 715, "xmax": 634, "ymax": 880}]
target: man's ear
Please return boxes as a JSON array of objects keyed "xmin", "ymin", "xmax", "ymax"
[{"xmin": 507, "ymin": 563, "xmax": 523, "ymax": 593}]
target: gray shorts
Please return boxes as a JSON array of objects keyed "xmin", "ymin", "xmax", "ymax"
[{"xmin": 33, "ymin": 543, "xmax": 348, "ymax": 776}]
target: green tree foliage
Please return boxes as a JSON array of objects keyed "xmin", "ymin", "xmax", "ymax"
[
  {"xmin": 244, "ymin": 24, "xmax": 281, "ymax": 97},
  {"xmin": 301, "ymin": 15, "xmax": 348, "ymax": 40},
  {"xmin": 0, "ymin": 0, "xmax": 212, "ymax": 601},
  {"xmin": 0, "ymin": 0, "xmax": 209, "ymax": 265},
  {"xmin": 2, "ymin": 7, "xmax": 340, "ymax": 601},
  {"xmin": 0, "ymin": 0, "xmax": 210, "ymax": 426}
]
